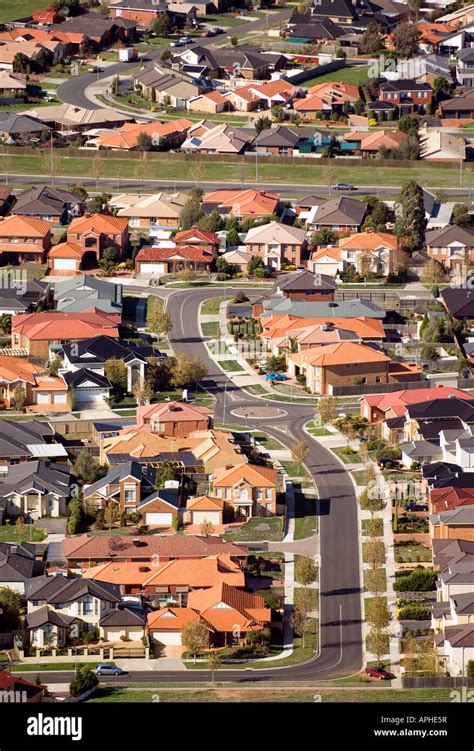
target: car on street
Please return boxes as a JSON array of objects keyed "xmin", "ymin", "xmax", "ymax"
[
  {"xmin": 378, "ymin": 458, "xmax": 401, "ymax": 469},
  {"xmin": 405, "ymin": 502, "xmax": 428, "ymax": 512},
  {"xmin": 179, "ymin": 36, "xmax": 193, "ymax": 44},
  {"xmin": 264, "ymin": 372, "xmax": 289, "ymax": 381},
  {"xmin": 334, "ymin": 182, "xmax": 356, "ymax": 191},
  {"xmin": 170, "ymin": 40, "xmax": 184, "ymax": 47},
  {"xmin": 94, "ymin": 664, "xmax": 126, "ymax": 676},
  {"xmin": 365, "ymin": 666, "xmax": 395, "ymax": 680}
]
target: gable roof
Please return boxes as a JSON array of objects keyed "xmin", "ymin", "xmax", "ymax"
[
  {"xmin": 67, "ymin": 213, "xmax": 128, "ymax": 235},
  {"xmin": 310, "ymin": 196, "xmax": 367, "ymax": 226},
  {"xmin": 12, "ymin": 310, "xmax": 120, "ymax": 342},
  {"xmin": 0, "ymin": 214, "xmax": 52, "ymax": 237},
  {"xmin": 289, "ymin": 341, "xmax": 390, "ymax": 367},
  {"xmin": 63, "ymin": 534, "xmax": 248, "ymax": 562},
  {"xmin": 441, "ymin": 288, "xmax": 474, "ymax": 319},
  {"xmin": 212, "ymin": 463, "xmax": 278, "ymax": 487},
  {"xmin": 339, "ymin": 230, "xmax": 398, "ymax": 251},
  {"xmin": 245, "ymin": 220, "xmax": 306, "ymax": 245}
]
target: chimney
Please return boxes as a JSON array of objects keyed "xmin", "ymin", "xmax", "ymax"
[{"xmin": 132, "ymin": 537, "xmax": 141, "ymax": 547}]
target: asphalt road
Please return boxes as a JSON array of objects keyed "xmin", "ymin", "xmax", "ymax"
[{"xmin": 3, "ymin": 172, "xmax": 474, "ymax": 200}]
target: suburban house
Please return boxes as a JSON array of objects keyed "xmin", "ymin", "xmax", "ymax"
[
  {"xmin": 305, "ymin": 197, "xmax": 368, "ymax": 234},
  {"xmin": 0, "ymin": 460, "xmax": 71, "ymax": 520},
  {"xmin": 430, "ymin": 506, "xmax": 474, "ymax": 541},
  {"xmin": 83, "ymin": 460, "xmax": 164, "ymax": 512},
  {"xmin": 425, "ymin": 225, "xmax": 474, "ymax": 271},
  {"xmin": 0, "ymin": 542, "xmax": 37, "ymax": 594},
  {"xmin": 172, "ymin": 227, "xmax": 220, "ymax": 253},
  {"xmin": 435, "ymin": 625, "xmax": 474, "ymax": 676},
  {"xmin": 203, "ymin": 189, "xmax": 280, "ymax": 221},
  {"xmin": 274, "ymin": 270, "xmax": 336, "ymax": 301},
  {"xmin": 255, "ymin": 296, "xmax": 384, "ymax": 320},
  {"xmin": 135, "ymin": 245, "xmax": 213, "ymax": 276},
  {"xmin": 48, "ymin": 213, "xmax": 129, "ymax": 274},
  {"xmin": 62, "ymin": 368, "xmax": 112, "ymax": 407},
  {"xmin": 378, "ymin": 79, "xmax": 433, "ymax": 113},
  {"xmin": 86, "ymin": 118, "xmax": 192, "ymax": 151},
  {"xmin": 135, "ymin": 401, "xmax": 213, "ymax": 437},
  {"xmin": 28, "ymin": 375, "xmax": 69, "ymax": 414},
  {"xmin": 134, "ymin": 61, "xmax": 206, "ymax": 108},
  {"xmin": 419, "ymin": 127, "xmax": 466, "ymax": 162},
  {"xmin": 0, "ymin": 355, "xmax": 41, "ymax": 409},
  {"xmin": 0, "ymin": 113, "xmax": 49, "ymax": 143},
  {"xmin": 53, "ymin": 275, "xmax": 122, "ymax": 315},
  {"xmin": 188, "ymin": 91, "xmax": 229, "ymax": 114},
  {"xmin": 24, "ymin": 573, "xmax": 122, "ymax": 647},
  {"xmin": 109, "ymin": 192, "xmax": 187, "ymax": 236},
  {"xmin": 211, "ymin": 463, "xmax": 280, "ymax": 519},
  {"xmin": 441, "ymin": 288, "xmax": 474, "ymax": 320},
  {"xmin": 147, "ymin": 583, "xmax": 271, "ymax": 648},
  {"xmin": 23, "ymin": 103, "xmax": 133, "ymax": 133},
  {"xmin": 181, "ymin": 123, "xmax": 250, "ymax": 154},
  {"xmin": 62, "ymin": 534, "xmax": 248, "ymax": 571},
  {"xmin": 10, "ymin": 187, "xmax": 83, "ymax": 224},
  {"xmin": 0, "ymin": 670, "xmax": 45, "ymax": 702},
  {"xmin": 175, "ymin": 45, "xmax": 286, "ymax": 80},
  {"xmin": 0, "ymin": 215, "xmax": 52, "ymax": 265},
  {"xmin": 244, "ymin": 221, "xmax": 307, "ymax": 269},
  {"xmin": 184, "ymin": 495, "xmax": 224, "ymax": 527},
  {"xmin": 255, "ymin": 125, "xmax": 327, "ymax": 157},
  {"xmin": 0, "ymin": 420, "xmax": 67, "ymax": 468},
  {"xmin": 440, "ymin": 91, "xmax": 474, "ymax": 124},
  {"xmin": 339, "ymin": 230, "xmax": 399, "ymax": 275},
  {"xmin": 360, "ymin": 387, "xmax": 474, "ymax": 425},
  {"xmin": 307, "ymin": 246, "xmax": 344, "ymax": 276},
  {"xmin": 342, "ymin": 130, "xmax": 407, "ymax": 157},
  {"xmin": 61, "ymin": 335, "xmax": 155, "ymax": 393},
  {"xmin": 287, "ymin": 341, "xmax": 420, "ymax": 394},
  {"xmin": 11, "ymin": 310, "xmax": 120, "ymax": 362}
]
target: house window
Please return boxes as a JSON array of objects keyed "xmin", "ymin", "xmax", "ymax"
[
  {"xmin": 265, "ymin": 488, "xmax": 272, "ymax": 500},
  {"xmin": 225, "ymin": 488, "xmax": 231, "ymax": 500},
  {"xmin": 375, "ymin": 376, "xmax": 382, "ymax": 383},
  {"xmin": 82, "ymin": 596, "xmax": 93, "ymax": 615},
  {"xmin": 124, "ymin": 484, "xmax": 136, "ymax": 503},
  {"xmin": 256, "ymin": 488, "xmax": 263, "ymax": 500}
]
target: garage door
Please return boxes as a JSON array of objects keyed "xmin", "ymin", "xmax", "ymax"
[
  {"xmin": 139, "ymin": 262, "xmax": 166, "ymax": 275},
  {"xmin": 146, "ymin": 512, "xmax": 173, "ymax": 526},
  {"xmin": 151, "ymin": 631, "xmax": 182, "ymax": 646},
  {"xmin": 53, "ymin": 394, "xmax": 67, "ymax": 404},
  {"xmin": 76, "ymin": 388, "xmax": 106, "ymax": 403},
  {"xmin": 104, "ymin": 628, "xmax": 124, "ymax": 641},
  {"xmin": 54, "ymin": 258, "xmax": 77, "ymax": 271},
  {"xmin": 36, "ymin": 393, "xmax": 49, "ymax": 404},
  {"xmin": 192, "ymin": 511, "xmax": 221, "ymax": 525}
]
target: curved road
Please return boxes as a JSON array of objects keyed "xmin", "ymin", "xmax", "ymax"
[{"xmin": 32, "ymin": 286, "xmax": 363, "ymax": 685}]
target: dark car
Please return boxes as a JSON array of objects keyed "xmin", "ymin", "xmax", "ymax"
[
  {"xmin": 405, "ymin": 502, "xmax": 428, "ymax": 512},
  {"xmin": 378, "ymin": 458, "xmax": 401, "ymax": 469},
  {"xmin": 365, "ymin": 666, "xmax": 394, "ymax": 680},
  {"xmin": 334, "ymin": 182, "xmax": 355, "ymax": 191}
]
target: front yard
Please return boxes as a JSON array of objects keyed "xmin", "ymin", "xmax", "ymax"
[{"xmin": 222, "ymin": 516, "xmax": 284, "ymax": 542}]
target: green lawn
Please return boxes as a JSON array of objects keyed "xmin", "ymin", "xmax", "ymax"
[
  {"xmin": 250, "ymin": 431, "xmax": 284, "ymax": 450},
  {"xmin": 244, "ymin": 384, "xmax": 269, "ymax": 396},
  {"xmin": 307, "ymin": 427, "xmax": 331, "ymax": 436},
  {"xmin": 201, "ymin": 297, "xmax": 227, "ymax": 315},
  {"xmin": 3, "ymin": 151, "xmax": 474, "ymax": 188},
  {"xmin": 294, "ymin": 491, "xmax": 318, "ymax": 540},
  {"xmin": 332, "ymin": 447, "xmax": 363, "ymax": 464},
  {"xmin": 352, "ymin": 469, "xmax": 368, "ymax": 485},
  {"xmin": 280, "ymin": 461, "xmax": 307, "ymax": 478},
  {"xmin": 86, "ymin": 686, "xmax": 456, "ymax": 703},
  {"xmin": 0, "ymin": 525, "xmax": 46, "ymax": 542},
  {"xmin": 201, "ymin": 321, "xmax": 221, "ymax": 338},
  {"xmin": 12, "ymin": 661, "xmax": 113, "ymax": 672},
  {"xmin": 219, "ymin": 360, "xmax": 244, "ymax": 372},
  {"xmin": 300, "ymin": 65, "xmax": 370, "ymax": 88},
  {"xmin": 0, "ymin": 0, "xmax": 39, "ymax": 22},
  {"xmin": 222, "ymin": 516, "xmax": 284, "ymax": 542},
  {"xmin": 394, "ymin": 544, "xmax": 432, "ymax": 563}
]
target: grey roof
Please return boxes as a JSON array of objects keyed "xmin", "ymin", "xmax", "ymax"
[
  {"xmin": 63, "ymin": 368, "xmax": 111, "ymax": 390},
  {"xmin": 451, "ymin": 592, "xmax": 474, "ymax": 615},
  {"xmin": 0, "ymin": 542, "xmax": 36, "ymax": 582},
  {"xmin": 406, "ymin": 397, "xmax": 474, "ymax": 422},
  {"xmin": 256, "ymin": 126, "xmax": 301, "ymax": 149},
  {"xmin": 433, "ymin": 538, "xmax": 474, "ymax": 570},
  {"xmin": 441, "ymin": 288, "xmax": 474, "ymax": 319},
  {"xmin": 138, "ymin": 487, "xmax": 180, "ymax": 510},
  {"xmin": 0, "ymin": 113, "xmax": 49, "ymax": 136},
  {"xmin": 426, "ymin": 225, "xmax": 474, "ymax": 247},
  {"xmin": 0, "ymin": 420, "xmax": 55, "ymax": 460},
  {"xmin": 0, "ymin": 460, "xmax": 70, "ymax": 503},
  {"xmin": 62, "ymin": 335, "xmax": 154, "ymax": 366},
  {"xmin": 100, "ymin": 605, "xmax": 146, "ymax": 627},
  {"xmin": 277, "ymin": 270, "xmax": 336, "ymax": 292},
  {"xmin": 260, "ymin": 296, "xmax": 384, "ymax": 319},
  {"xmin": 380, "ymin": 78, "xmax": 432, "ymax": 93},
  {"xmin": 400, "ymin": 440, "xmax": 442, "ymax": 459},
  {"xmin": 311, "ymin": 196, "xmax": 368, "ymax": 226},
  {"xmin": 54, "ymin": 275, "xmax": 122, "ymax": 314},
  {"xmin": 25, "ymin": 574, "xmax": 121, "ymax": 604},
  {"xmin": 83, "ymin": 461, "xmax": 152, "ymax": 499},
  {"xmin": 287, "ymin": 19, "xmax": 346, "ymax": 40},
  {"xmin": 25, "ymin": 605, "xmax": 77, "ymax": 629},
  {"xmin": 431, "ymin": 506, "xmax": 474, "ymax": 526},
  {"xmin": 0, "ymin": 279, "xmax": 48, "ymax": 313},
  {"xmin": 12, "ymin": 186, "xmax": 81, "ymax": 217},
  {"xmin": 443, "ymin": 624, "xmax": 474, "ymax": 648}
]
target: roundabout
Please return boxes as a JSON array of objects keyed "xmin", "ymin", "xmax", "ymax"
[{"xmin": 231, "ymin": 406, "xmax": 288, "ymax": 420}]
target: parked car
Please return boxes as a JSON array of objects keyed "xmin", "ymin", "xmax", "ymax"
[
  {"xmin": 378, "ymin": 458, "xmax": 401, "ymax": 469},
  {"xmin": 405, "ymin": 502, "xmax": 428, "ymax": 512},
  {"xmin": 213, "ymin": 27, "xmax": 224, "ymax": 34},
  {"xmin": 264, "ymin": 372, "xmax": 289, "ymax": 381},
  {"xmin": 365, "ymin": 665, "xmax": 395, "ymax": 680},
  {"xmin": 179, "ymin": 36, "xmax": 192, "ymax": 44},
  {"xmin": 94, "ymin": 664, "xmax": 126, "ymax": 676},
  {"xmin": 334, "ymin": 182, "xmax": 355, "ymax": 191},
  {"xmin": 170, "ymin": 40, "xmax": 184, "ymax": 47}
]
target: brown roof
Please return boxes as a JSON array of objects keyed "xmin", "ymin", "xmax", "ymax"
[{"xmin": 63, "ymin": 534, "xmax": 248, "ymax": 561}]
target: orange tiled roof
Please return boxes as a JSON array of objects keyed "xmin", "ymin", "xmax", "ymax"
[
  {"xmin": 288, "ymin": 341, "xmax": 390, "ymax": 367},
  {"xmin": 204, "ymin": 188, "xmax": 279, "ymax": 217},
  {"xmin": 12, "ymin": 310, "xmax": 120, "ymax": 341},
  {"xmin": 93, "ymin": 118, "xmax": 191, "ymax": 150},
  {"xmin": 187, "ymin": 495, "xmax": 224, "ymax": 511},
  {"xmin": 212, "ymin": 462, "xmax": 278, "ymax": 488},
  {"xmin": 0, "ymin": 214, "xmax": 52, "ymax": 237},
  {"xmin": 48, "ymin": 241, "xmax": 86, "ymax": 259},
  {"xmin": 33, "ymin": 376, "xmax": 67, "ymax": 391},
  {"xmin": 188, "ymin": 582, "xmax": 270, "ymax": 632},
  {"xmin": 137, "ymin": 400, "xmax": 213, "ymax": 426},
  {"xmin": 0, "ymin": 355, "xmax": 39, "ymax": 384},
  {"xmin": 67, "ymin": 213, "xmax": 128, "ymax": 235},
  {"xmin": 307, "ymin": 81, "xmax": 360, "ymax": 101},
  {"xmin": 261, "ymin": 314, "xmax": 385, "ymax": 341},
  {"xmin": 173, "ymin": 226, "xmax": 219, "ymax": 244},
  {"xmin": 339, "ymin": 230, "xmax": 398, "ymax": 251},
  {"xmin": 147, "ymin": 607, "xmax": 205, "ymax": 630}
]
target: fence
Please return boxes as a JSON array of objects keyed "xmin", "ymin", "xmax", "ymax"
[
  {"xmin": 330, "ymin": 379, "xmax": 457, "ymax": 397},
  {"xmin": 402, "ymin": 676, "xmax": 474, "ymax": 689}
]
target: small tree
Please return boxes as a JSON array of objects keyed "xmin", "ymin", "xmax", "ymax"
[
  {"xmin": 366, "ymin": 597, "xmax": 391, "ymax": 630},
  {"xmin": 200, "ymin": 519, "xmax": 215, "ymax": 537},
  {"xmin": 365, "ymin": 567, "xmax": 386, "ymax": 596},
  {"xmin": 170, "ymin": 353, "xmax": 208, "ymax": 389},
  {"xmin": 147, "ymin": 301, "xmax": 173, "ymax": 340},
  {"xmin": 359, "ymin": 487, "xmax": 386, "ymax": 517},
  {"xmin": 15, "ymin": 515, "xmax": 25, "ymax": 537},
  {"xmin": 207, "ymin": 650, "xmax": 221, "ymax": 682},
  {"xmin": 364, "ymin": 539, "xmax": 386, "ymax": 569},
  {"xmin": 295, "ymin": 556, "xmax": 318, "ymax": 587},
  {"xmin": 11, "ymin": 385, "xmax": 26, "ymax": 411},
  {"xmin": 420, "ymin": 258, "xmax": 445, "ymax": 285},
  {"xmin": 69, "ymin": 665, "xmax": 98, "ymax": 698},
  {"xmin": 291, "ymin": 439, "xmax": 309, "ymax": 466},
  {"xmin": 104, "ymin": 358, "xmax": 128, "ymax": 398},
  {"xmin": 316, "ymin": 395, "xmax": 337, "ymax": 427},
  {"xmin": 292, "ymin": 589, "xmax": 313, "ymax": 649},
  {"xmin": 181, "ymin": 620, "xmax": 209, "ymax": 664},
  {"xmin": 366, "ymin": 628, "xmax": 389, "ymax": 662},
  {"xmin": 132, "ymin": 381, "xmax": 154, "ymax": 406}
]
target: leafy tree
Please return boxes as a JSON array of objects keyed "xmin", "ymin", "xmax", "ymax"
[
  {"xmin": 149, "ymin": 14, "xmax": 171, "ymax": 36},
  {"xmin": 0, "ymin": 314, "xmax": 11, "ymax": 334},
  {"xmin": 366, "ymin": 628, "xmax": 389, "ymax": 661},
  {"xmin": 99, "ymin": 246, "xmax": 117, "ymax": 273},
  {"xmin": 365, "ymin": 567, "xmax": 386, "ymax": 596},
  {"xmin": 359, "ymin": 487, "xmax": 386, "ymax": 517},
  {"xmin": 104, "ymin": 358, "xmax": 128, "ymax": 398},
  {"xmin": 216, "ymin": 256, "xmax": 232, "ymax": 277},
  {"xmin": 0, "ymin": 587, "xmax": 22, "ymax": 631},
  {"xmin": 398, "ymin": 114, "xmax": 419, "ymax": 134},
  {"xmin": 181, "ymin": 620, "xmax": 209, "ymax": 663},
  {"xmin": 132, "ymin": 380, "xmax": 154, "ymax": 406},
  {"xmin": 467, "ymin": 660, "xmax": 474, "ymax": 678},
  {"xmin": 73, "ymin": 449, "xmax": 106, "ymax": 486},
  {"xmin": 366, "ymin": 597, "xmax": 391, "ymax": 630},
  {"xmin": 316, "ymin": 395, "xmax": 338, "ymax": 427},
  {"xmin": 247, "ymin": 255, "xmax": 265, "ymax": 276},
  {"xmin": 394, "ymin": 181, "xmax": 426, "ymax": 250},
  {"xmin": 147, "ymin": 300, "xmax": 173, "ymax": 340},
  {"xmin": 364, "ymin": 539, "xmax": 386, "ymax": 569},
  {"xmin": 433, "ymin": 75, "xmax": 450, "ymax": 101},
  {"xmin": 311, "ymin": 228, "xmax": 338, "ymax": 246},
  {"xmin": 198, "ymin": 209, "xmax": 223, "ymax": 233},
  {"xmin": 137, "ymin": 132, "xmax": 153, "ymax": 152},
  {"xmin": 67, "ymin": 493, "xmax": 83, "ymax": 535},
  {"xmin": 292, "ymin": 589, "xmax": 314, "ymax": 648},
  {"xmin": 170, "ymin": 353, "xmax": 208, "ymax": 389},
  {"xmin": 392, "ymin": 22, "xmax": 419, "ymax": 57},
  {"xmin": 67, "ymin": 386, "xmax": 76, "ymax": 412},
  {"xmin": 226, "ymin": 226, "xmax": 240, "ymax": 246},
  {"xmin": 69, "ymin": 665, "xmax": 98, "ymax": 698},
  {"xmin": 11, "ymin": 385, "xmax": 26, "ymax": 411},
  {"xmin": 230, "ymin": 36, "xmax": 238, "ymax": 46},
  {"xmin": 180, "ymin": 197, "xmax": 204, "ymax": 230},
  {"xmin": 200, "ymin": 519, "xmax": 215, "ymax": 537},
  {"xmin": 359, "ymin": 22, "xmax": 383, "ymax": 54},
  {"xmin": 255, "ymin": 116, "xmax": 272, "ymax": 135},
  {"xmin": 154, "ymin": 461, "xmax": 176, "ymax": 488},
  {"xmin": 452, "ymin": 203, "xmax": 471, "ymax": 226},
  {"xmin": 420, "ymin": 258, "xmax": 445, "ymax": 285},
  {"xmin": 291, "ymin": 439, "xmax": 309, "ymax": 466},
  {"xmin": 295, "ymin": 556, "xmax": 318, "ymax": 587}
]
